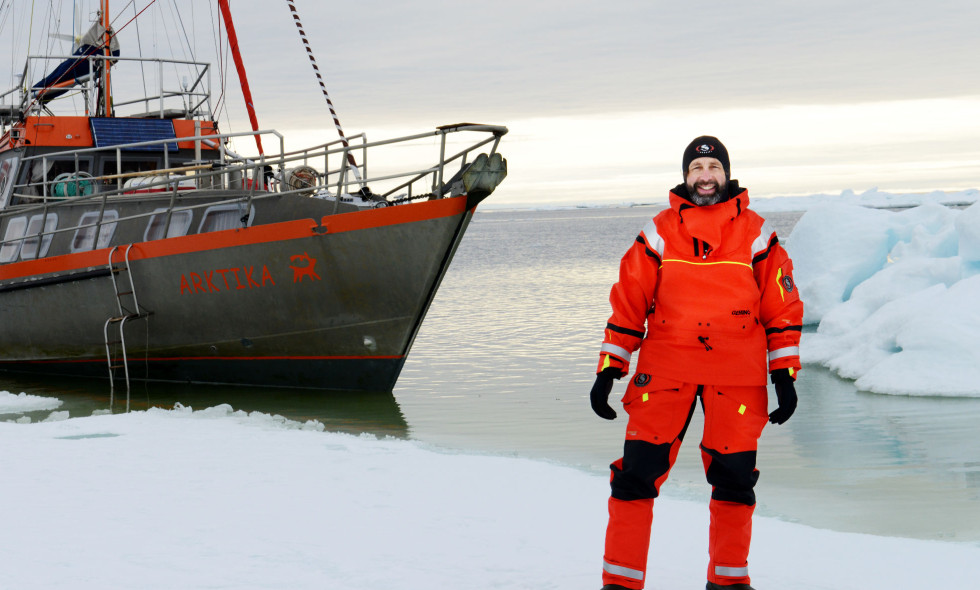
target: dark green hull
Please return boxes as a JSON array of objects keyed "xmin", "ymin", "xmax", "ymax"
[{"xmin": 0, "ymin": 195, "xmax": 475, "ymax": 390}]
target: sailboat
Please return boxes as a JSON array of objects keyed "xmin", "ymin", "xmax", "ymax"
[{"xmin": 0, "ymin": 1, "xmax": 507, "ymax": 396}]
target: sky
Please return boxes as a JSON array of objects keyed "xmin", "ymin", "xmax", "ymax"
[{"xmin": 2, "ymin": 0, "xmax": 980, "ymax": 206}]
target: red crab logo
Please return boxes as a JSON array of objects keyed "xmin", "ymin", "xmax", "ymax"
[{"xmin": 289, "ymin": 252, "xmax": 321, "ymax": 282}]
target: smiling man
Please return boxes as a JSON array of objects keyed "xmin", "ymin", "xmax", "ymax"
[
  {"xmin": 684, "ymin": 138, "xmax": 730, "ymax": 206},
  {"xmin": 589, "ymin": 136, "xmax": 805, "ymax": 590}
]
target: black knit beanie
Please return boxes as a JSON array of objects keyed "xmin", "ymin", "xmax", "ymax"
[{"xmin": 682, "ymin": 136, "xmax": 730, "ymax": 180}]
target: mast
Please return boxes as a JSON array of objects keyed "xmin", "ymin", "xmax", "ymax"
[
  {"xmin": 100, "ymin": 0, "xmax": 112, "ymax": 116},
  {"xmin": 217, "ymin": 0, "xmax": 264, "ymax": 156}
]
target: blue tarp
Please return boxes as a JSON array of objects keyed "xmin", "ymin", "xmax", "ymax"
[{"xmin": 32, "ymin": 22, "xmax": 120, "ymax": 103}]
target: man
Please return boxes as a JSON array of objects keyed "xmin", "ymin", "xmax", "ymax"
[{"xmin": 590, "ymin": 136, "xmax": 803, "ymax": 590}]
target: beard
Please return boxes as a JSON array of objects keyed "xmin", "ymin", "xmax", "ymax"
[{"xmin": 686, "ymin": 178, "xmax": 728, "ymax": 206}]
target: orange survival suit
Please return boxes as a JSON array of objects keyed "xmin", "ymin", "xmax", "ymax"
[{"xmin": 598, "ymin": 183, "xmax": 803, "ymax": 589}]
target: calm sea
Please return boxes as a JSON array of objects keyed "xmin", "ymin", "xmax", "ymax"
[{"xmin": 4, "ymin": 206, "xmax": 979, "ymax": 544}]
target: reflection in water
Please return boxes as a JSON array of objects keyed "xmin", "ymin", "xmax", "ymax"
[
  {"xmin": 0, "ymin": 373, "xmax": 408, "ymax": 439},
  {"xmin": 759, "ymin": 365, "xmax": 980, "ymax": 540}
]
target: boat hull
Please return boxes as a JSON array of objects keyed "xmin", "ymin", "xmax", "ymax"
[{"xmin": 0, "ymin": 196, "xmax": 474, "ymax": 390}]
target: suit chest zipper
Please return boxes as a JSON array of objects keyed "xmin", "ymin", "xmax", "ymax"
[{"xmin": 693, "ymin": 239, "xmax": 711, "ymax": 259}]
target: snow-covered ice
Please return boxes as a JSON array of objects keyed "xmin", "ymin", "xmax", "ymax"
[
  {"xmin": 752, "ymin": 187, "xmax": 979, "ymax": 214},
  {"xmin": 0, "ymin": 391, "xmax": 63, "ymax": 415},
  {"xmin": 789, "ymin": 193, "xmax": 980, "ymax": 396},
  {"xmin": 1, "ymin": 404, "xmax": 978, "ymax": 590}
]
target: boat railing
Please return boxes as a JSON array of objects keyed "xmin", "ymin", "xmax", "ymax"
[
  {"xmin": 1, "ymin": 54, "xmax": 214, "ymax": 122},
  {"xmin": 0, "ymin": 123, "xmax": 507, "ymax": 260}
]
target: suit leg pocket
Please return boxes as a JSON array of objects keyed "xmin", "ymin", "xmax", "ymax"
[{"xmin": 703, "ymin": 387, "xmax": 768, "ymax": 454}]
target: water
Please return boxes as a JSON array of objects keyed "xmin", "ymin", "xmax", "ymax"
[{"xmin": 4, "ymin": 206, "xmax": 980, "ymax": 544}]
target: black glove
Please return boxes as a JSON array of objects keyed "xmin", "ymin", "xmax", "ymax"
[
  {"xmin": 768, "ymin": 368, "xmax": 798, "ymax": 425},
  {"xmin": 590, "ymin": 367, "xmax": 621, "ymax": 420}
]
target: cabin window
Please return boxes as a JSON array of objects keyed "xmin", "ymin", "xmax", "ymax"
[
  {"xmin": 99, "ymin": 157, "xmax": 169, "ymax": 195},
  {"xmin": 19, "ymin": 213, "xmax": 59, "ymax": 260},
  {"xmin": 0, "ymin": 216, "xmax": 28, "ymax": 262},
  {"xmin": 0, "ymin": 156, "xmax": 20, "ymax": 209},
  {"xmin": 100, "ymin": 157, "xmax": 164, "ymax": 178},
  {"xmin": 198, "ymin": 204, "xmax": 254, "ymax": 234},
  {"xmin": 71, "ymin": 211, "xmax": 119, "ymax": 253},
  {"xmin": 144, "ymin": 209, "xmax": 193, "ymax": 241},
  {"xmin": 14, "ymin": 158, "xmax": 94, "ymax": 203}
]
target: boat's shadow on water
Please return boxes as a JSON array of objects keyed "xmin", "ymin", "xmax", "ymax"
[{"xmin": 0, "ymin": 373, "xmax": 409, "ymax": 438}]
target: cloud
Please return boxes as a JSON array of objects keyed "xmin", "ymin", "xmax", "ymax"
[
  {"xmin": 3, "ymin": 0, "xmax": 978, "ymax": 204},
  {"xmin": 204, "ymin": 0, "xmax": 980, "ymax": 128}
]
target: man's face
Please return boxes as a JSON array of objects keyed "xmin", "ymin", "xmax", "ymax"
[{"xmin": 685, "ymin": 157, "xmax": 727, "ymax": 206}]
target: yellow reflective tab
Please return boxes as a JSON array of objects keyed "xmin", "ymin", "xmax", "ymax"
[
  {"xmin": 642, "ymin": 393, "xmax": 649, "ymax": 402},
  {"xmin": 789, "ymin": 367, "xmax": 796, "ymax": 378},
  {"xmin": 601, "ymin": 355, "xmax": 611, "ymax": 370},
  {"xmin": 738, "ymin": 404, "xmax": 746, "ymax": 415},
  {"xmin": 776, "ymin": 268, "xmax": 786, "ymax": 302}
]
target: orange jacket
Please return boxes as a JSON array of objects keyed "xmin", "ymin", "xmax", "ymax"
[{"xmin": 598, "ymin": 185, "xmax": 803, "ymax": 386}]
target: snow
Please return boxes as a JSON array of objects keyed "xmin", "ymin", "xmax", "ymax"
[
  {"xmin": 751, "ymin": 187, "xmax": 979, "ymax": 213},
  {"xmin": 2, "ymin": 404, "xmax": 978, "ymax": 590},
  {"xmin": 789, "ymin": 191, "xmax": 980, "ymax": 396},
  {"xmin": 0, "ymin": 391, "xmax": 63, "ymax": 414}
]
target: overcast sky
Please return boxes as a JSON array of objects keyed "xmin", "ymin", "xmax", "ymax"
[{"xmin": 3, "ymin": 0, "xmax": 980, "ymax": 206}]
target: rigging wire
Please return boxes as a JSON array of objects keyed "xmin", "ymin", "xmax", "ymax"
[
  {"xmin": 217, "ymin": 0, "xmax": 262, "ymax": 155},
  {"xmin": 160, "ymin": 0, "xmax": 181, "ymax": 60},
  {"xmin": 47, "ymin": 0, "xmax": 80, "ymax": 116},
  {"xmin": 207, "ymin": 0, "xmax": 226, "ymax": 123},
  {"xmin": 0, "ymin": 1, "xmax": 8, "ymax": 94},
  {"xmin": 132, "ymin": 0, "xmax": 148, "ymax": 98},
  {"xmin": 163, "ymin": 0, "xmax": 201, "ymax": 113},
  {"xmin": 69, "ymin": 1, "xmax": 81, "ymax": 116},
  {"xmin": 216, "ymin": 2, "xmax": 237, "ymax": 133},
  {"xmin": 111, "ymin": 2, "xmax": 158, "ymax": 46},
  {"xmin": 154, "ymin": 0, "xmax": 179, "ymax": 97},
  {"xmin": 285, "ymin": 0, "xmax": 360, "ymax": 175},
  {"xmin": 0, "ymin": 0, "xmax": 10, "ymax": 32},
  {"xmin": 0, "ymin": 0, "xmax": 22, "ymax": 107},
  {"xmin": 26, "ymin": 0, "xmax": 36, "ymax": 92},
  {"xmin": 41, "ymin": 2, "xmax": 55, "ymax": 82},
  {"xmin": 168, "ymin": 0, "xmax": 194, "ymax": 63},
  {"xmin": 221, "ymin": 16, "xmax": 231, "ymax": 129}
]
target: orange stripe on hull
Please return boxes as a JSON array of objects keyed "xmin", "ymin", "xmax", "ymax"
[
  {"xmin": 0, "ymin": 196, "xmax": 469, "ymax": 281},
  {"xmin": 5, "ymin": 355, "xmax": 404, "ymax": 364}
]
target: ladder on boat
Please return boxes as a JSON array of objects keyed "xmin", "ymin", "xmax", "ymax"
[{"xmin": 104, "ymin": 244, "xmax": 150, "ymax": 411}]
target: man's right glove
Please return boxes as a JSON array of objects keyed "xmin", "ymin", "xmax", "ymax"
[
  {"xmin": 590, "ymin": 367, "xmax": 622, "ymax": 420},
  {"xmin": 768, "ymin": 368, "xmax": 798, "ymax": 425}
]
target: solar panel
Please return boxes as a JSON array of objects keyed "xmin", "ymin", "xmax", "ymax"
[{"xmin": 90, "ymin": 118, "xmax": 178, "ymax": 152}]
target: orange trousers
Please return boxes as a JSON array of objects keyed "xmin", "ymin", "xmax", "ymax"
[{"xmin": 601, "ymin": 379, "xmax": 769, "ymax": 589}]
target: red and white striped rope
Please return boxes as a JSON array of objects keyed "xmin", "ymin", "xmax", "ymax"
[{"xmin": 285, "ymin": 0, "xmax": 360, "ymax": 178}]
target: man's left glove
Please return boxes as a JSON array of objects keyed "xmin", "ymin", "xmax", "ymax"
[
  {"xmin": 590, "ymin": 367, "xmax": 622, "ymax": 420},
  {"xmin": 768, "ymin": 368, "xmax": 798, "ymax": 425}
]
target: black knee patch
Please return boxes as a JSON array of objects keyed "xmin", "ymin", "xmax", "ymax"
[
  {"xmin": 611, "ymin": 439, "xmax": 673, "ymax": 501},
  {"xmin": 702, "ymin": 445, "xmax": 759, "ymax": 506}
]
